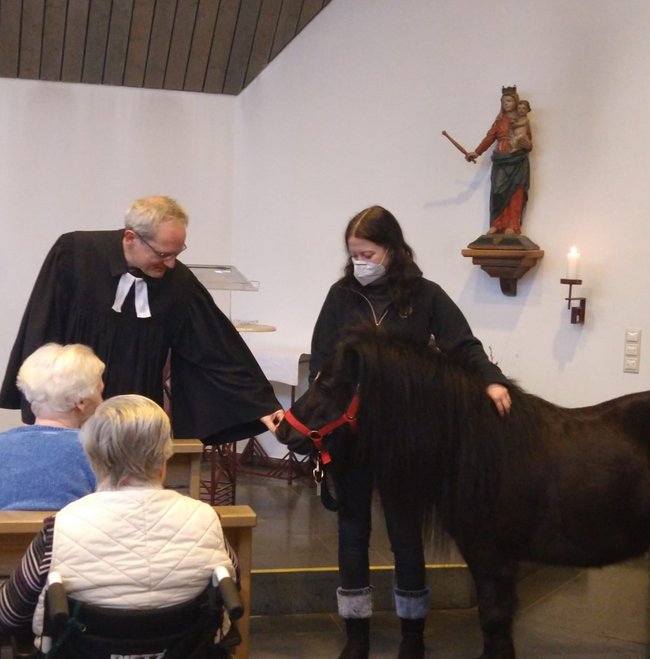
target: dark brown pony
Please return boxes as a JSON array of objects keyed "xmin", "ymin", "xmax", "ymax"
[{"xmin": 276, "ymin": 326, "xmax": 650, "ymax": 659}]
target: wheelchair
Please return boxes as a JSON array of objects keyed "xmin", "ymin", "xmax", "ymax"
[{"xmin": 10, "ymin": 566, "xmax": 243, "ymax": 659}]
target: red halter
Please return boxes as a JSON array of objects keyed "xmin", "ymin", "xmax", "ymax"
[{"xmin": 283, "ymin": 392, "xmax": 360, "ymax": 464}]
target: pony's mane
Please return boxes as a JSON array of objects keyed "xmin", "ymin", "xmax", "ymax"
[{"xmin": 336, "ymin": 326, "xmax": 550, "ymax": 533}]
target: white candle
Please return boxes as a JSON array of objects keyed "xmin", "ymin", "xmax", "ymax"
[{"xmin": 567, "ymin": 246, "xmax": 580, "ymax": 280}]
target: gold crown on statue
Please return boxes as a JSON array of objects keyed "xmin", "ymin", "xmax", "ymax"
[{"xmin": 501, "ymin": 85, "xmax": 518, "ymax": 97}]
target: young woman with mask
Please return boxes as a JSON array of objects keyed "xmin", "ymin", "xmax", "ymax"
[{"xmin": 310, "ymin": 205, "xmax": 511, "ymax": 659}]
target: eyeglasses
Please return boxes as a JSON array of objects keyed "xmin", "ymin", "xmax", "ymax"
[{"xmin": 136, "ymin": 233, "xmax": 187, "ymax": 260}]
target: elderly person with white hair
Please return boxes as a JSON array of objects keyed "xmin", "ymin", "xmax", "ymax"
[
  {"xmin": 0, "ymin": 394, "xmax": 236, "ymax": 646},
  {"xmin": 0, "ymin": 342, "xmax": 104, "ymax": 510}
]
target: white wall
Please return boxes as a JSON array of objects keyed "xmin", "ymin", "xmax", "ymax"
[
  {"xmin": 2, "ymin": 0, "xmax": 650, "ymax": 430},
  {"xmin": 0, "ymin": 79, "xmax": 235, "ymax": 427},
  {"xmin": 232, "ymin": 0, "xmax": 650, "ymax": 407}
]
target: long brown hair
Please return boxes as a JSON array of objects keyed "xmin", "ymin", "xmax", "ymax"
[{"xmin": 342, "ymin": 205, "xmax": 422, "ymax": 315}]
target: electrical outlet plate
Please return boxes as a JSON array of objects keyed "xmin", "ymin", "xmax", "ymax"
[
  {"xmin": 624, "ymin": 357, "xmax": 640, "ymax": 373},
  {"xmin": 623, "ymin": 328, "xmax": 642, "ymax": 373}
]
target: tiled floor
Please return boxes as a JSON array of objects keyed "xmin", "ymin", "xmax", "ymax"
[{"xmin": 235, "ymin": 468, "xmax": 650, "ymax": 658}]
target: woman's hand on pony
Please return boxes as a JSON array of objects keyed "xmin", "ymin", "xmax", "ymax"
[{"xmin": 486, "ymin": 384, "xmax": 511, "ymax": 416}]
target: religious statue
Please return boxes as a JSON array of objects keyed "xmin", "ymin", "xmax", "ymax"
[
  {"xmin": 448, "ymin": 86, "xmax": 543, "ymax": 293},
  {"xmin": 444, "ymin": 85, "xmax": 534, "ymax": 240}
]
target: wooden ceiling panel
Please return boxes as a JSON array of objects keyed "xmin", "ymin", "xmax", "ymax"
[
  {"xmin": 143, "ymin": 0, "xmax": 176, "ymax": 89},
  {"xmin": 183, "ymin": 0, "xmax": 219, "ymax": 92},
  {"xmin": 40, "ymin": 0, "xmax": 67, "ymax": 81},
  {"xmin": 0, "ymin": 2, "xmax": 21, "ymax": 77},
  {"xmin": 123, "ymin": 0, "xmax": 155, "ymax": 88},
  {"xmin": 270, "ymin": 0, "xmax": 302, "ymax": 60},
  {"xmin": 297, "ymin": 0, "xmax": 324, "ymax": 32},
  {"xmin": 244, "ymin": 0, "xmax": 281, "ymax": 88},
  {"xmin": 103, "ymin": 0, "xmax": 134, "ymax": 86},
  {"xmin": 0, "ymin": 0, "xmax": 331, "ymax": 95},
  {"xmin": 203, "ymin": 0, "xmax": 239, "ymax": 94},
  {"xmin": 164, "ymin": 0, "xmax": 199, "ymax": 90},
  {"xmin": 83, "ymin": 0, "xmax": 112, "ymax": 84},
  {"xmin": 61, "ymin": 0, "xmax": 91, "ymax": 83},
  {"xmin": 20, "ymin": 1, "xmax": 45, "ymax": 80},
  {"xmin": 222, "ymin": 0, "xmax": 261, "ymax": 95}
]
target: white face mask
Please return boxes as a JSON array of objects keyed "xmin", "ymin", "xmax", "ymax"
[{"xmin": 352, "ymin": 259, "xmax": 387, "ymax": 286}]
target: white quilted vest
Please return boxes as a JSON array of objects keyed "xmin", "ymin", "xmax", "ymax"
[{"xmin": 33, "ymin": 487, "xmax": 233, "ymax": 634}]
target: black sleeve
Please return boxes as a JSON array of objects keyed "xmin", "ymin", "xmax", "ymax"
[
  {"xmin": 169, "ymin": 281, "xmax": 281, "ymax": 443},
  {"xmin": 0, "ymin": 236, "xmax": 72, "ymax": 418},
  {"xmin": 309, "ymin": 285, "xmax": 344, "ymax": 383},
  {"xmin": 428, "ymin": 284, "xmax": 509, "ymax": 387}
]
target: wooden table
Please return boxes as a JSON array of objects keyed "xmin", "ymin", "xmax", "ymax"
[{"xmin": 0, "ymin": 504, "xmax": 257, "ymax": 659}]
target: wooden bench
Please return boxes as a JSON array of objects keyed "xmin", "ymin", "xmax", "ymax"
[
  {"xmin": 0, "ymin": 504, "xmax": 257, "ymax": 659},
  {"xmin": 167, "ymin": 438, "xmax": 204, "ymax": 499}
]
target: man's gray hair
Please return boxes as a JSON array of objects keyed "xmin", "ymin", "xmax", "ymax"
[
  {"xmin": 17, "ymin": 343, "xmax": 105, "ymax": 418},
  {"xmin": 124, "ymin": 195, "xmax": 189, "ymax": 239},
  {"xmin": 81, "ymin": 394, "xmax": 174, "ymax": 488}
]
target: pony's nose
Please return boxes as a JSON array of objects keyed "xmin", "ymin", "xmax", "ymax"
[
  {"xmin": 275, "ymin": 418, "xmax": 289, "ymax": 443},
  {"xmin": 288, "ymin": 438, "xmax": 314, "ymax": 455}
]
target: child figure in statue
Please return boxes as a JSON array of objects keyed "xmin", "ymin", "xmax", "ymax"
[{"xmin": 510, "ymin": 100, "xmax": 532, "ymax": 152}]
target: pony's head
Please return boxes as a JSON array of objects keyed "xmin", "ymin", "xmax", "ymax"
[
  {"xmin": 276, "ymin": 338, "xmax": 361, "ymax": 461},
  {"xmin": 277, "ymin": 325, "xmax": 515, "ymax": 524}
]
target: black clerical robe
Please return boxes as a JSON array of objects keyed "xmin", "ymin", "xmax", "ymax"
[{"xmin": 0, "ymin": 230, "xmax": 280, "ymax": 443}]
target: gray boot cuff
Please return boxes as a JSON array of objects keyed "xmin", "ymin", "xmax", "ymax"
[
  {"xmin": 394, "ymin": 587, "xmax": 430, "ymax": 619},
  {"xmin": 337, "ymin": 586, "xmax": 373, "ymax": 619}
]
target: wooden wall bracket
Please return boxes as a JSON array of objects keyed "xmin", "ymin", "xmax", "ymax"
[{"xmin": 461, "ymin": 248, "xmax": 545, "ymax": 296}]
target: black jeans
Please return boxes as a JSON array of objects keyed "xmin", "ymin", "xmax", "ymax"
[{"xmin": 334, "ymin": 461, "xmax": 426, "ymax": 592}]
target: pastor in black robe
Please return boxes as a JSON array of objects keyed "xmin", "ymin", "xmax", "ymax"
[{"xmin": 0, "ymin": 230, "xmax": 280, "ymax": 443}]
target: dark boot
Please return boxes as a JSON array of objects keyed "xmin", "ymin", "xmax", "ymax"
[
  {"xmin": 397, "ymin": 617, "xmax": 425, "ymax": 658},
  {"xmin": 337, "ymin": 587, "xmax": 373, "ymax": 659},
  {"xmin": 394, "ymin": 587, "xmax": 429, "ymax": 659},
  {"xmin": 338, "ymin": 618, "xmax": 370, "ymax": 659}
]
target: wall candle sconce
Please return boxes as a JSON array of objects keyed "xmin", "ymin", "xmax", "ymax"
[{"xmin": 560, "ymin": 246, "xmax": 586, "ymax": 324}]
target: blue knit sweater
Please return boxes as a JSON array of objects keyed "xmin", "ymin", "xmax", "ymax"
[{"xmin": 0, "ymin": 425, "xmax": 96, "ymax": 510}]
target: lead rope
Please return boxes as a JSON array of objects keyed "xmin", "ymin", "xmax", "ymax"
[
  {"xmin": 312, "ymin": 453, "xmax": 324, "ymax": 497},
  {"xmin": 311, "ymin": 452, "xmax": 340, "ymax": 511}
]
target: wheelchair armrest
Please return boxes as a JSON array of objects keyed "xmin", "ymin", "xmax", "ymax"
[
  {"xmin": 45, "ymin": 577, "xmax": 70, "ymax": 636},
  {"xmin": 213, "ymin": 567, "xmax": 244, "ymax": 620}
]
